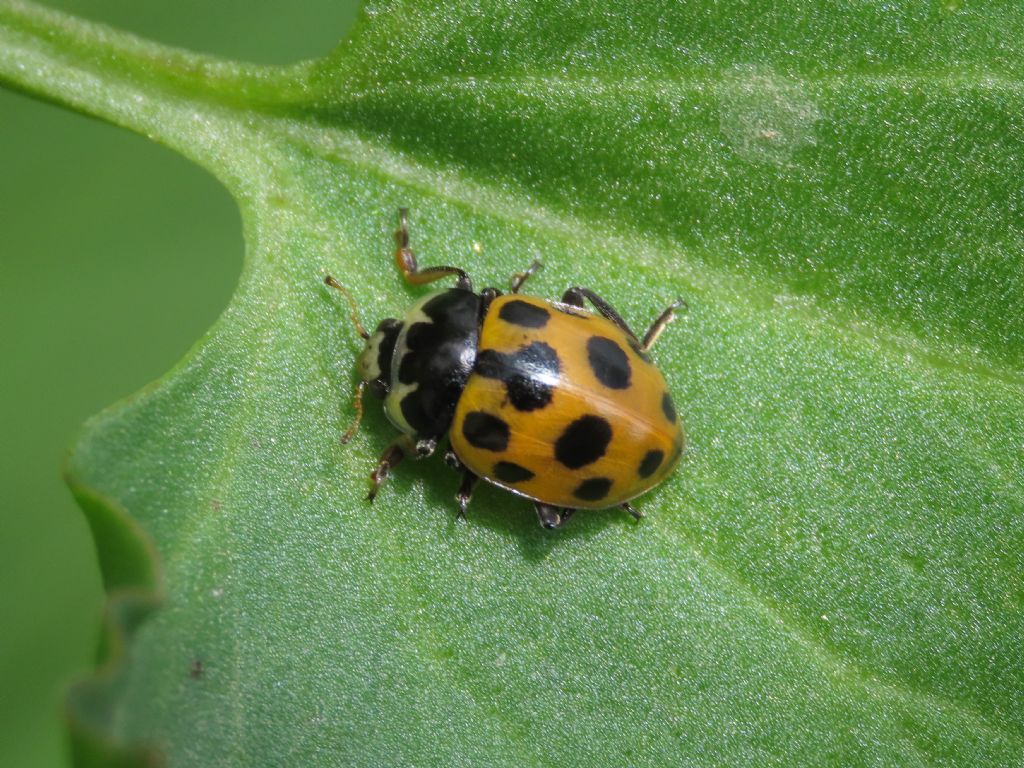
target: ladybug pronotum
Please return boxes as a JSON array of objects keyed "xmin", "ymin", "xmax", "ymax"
[{"xmin": 325, "ymin": 209, "xmax": 684, "ymax": 529}]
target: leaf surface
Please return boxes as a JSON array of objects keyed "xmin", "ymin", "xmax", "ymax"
[{"xmin": 1, "ymin": 0, "xmax": 1022, "ymax": 765}]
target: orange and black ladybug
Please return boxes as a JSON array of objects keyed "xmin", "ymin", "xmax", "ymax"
[{"xmin": 325, "ymin": 209, "xmax": 684, "ymax": 529}]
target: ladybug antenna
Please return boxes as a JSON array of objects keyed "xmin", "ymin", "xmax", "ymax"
[{"xmin": 324, "ymin": 275, "xmax": 370, "ymax": 340}]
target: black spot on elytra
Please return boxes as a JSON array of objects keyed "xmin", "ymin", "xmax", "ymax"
[
  {"xmin": 475, "ymin": 341, "xmax": 561, "ymax": 411},
  {"xmin": 573, "ymin": 477, "xmax": 613, "ymax": 502},
  {"xmin": 493, "ymin": 460, "xmax": 534, "ymax": 484},
  {"xmin": 662, "ymin": 392, "xmax": 677, "ymax": 424},
  {"xmin": 587, "ymin": 336, "xmax": 632, "ymax": 389},
  {"xmin": 498, "ymin": 299, "xmax": 550, "ymax": 328},
  {"xmin": 554, "ymin": 415, "xmax": 612, "ymax": 469},
  {"xmin": 638, "ymin": 449, "xmax": 664, "ymax": 478},
  {"xmin": 462, "ymin": 411, "xmax": 510, "ymax": 452}
]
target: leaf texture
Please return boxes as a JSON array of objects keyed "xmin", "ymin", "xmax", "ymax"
[{"xmin": 1, "ymin": 0, "xmax": 1022, "ymax": 765}]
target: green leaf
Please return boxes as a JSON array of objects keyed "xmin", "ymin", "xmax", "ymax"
[{"xmin": 3, "ymin": 0, "xmax": 1023, "ymax": 765}]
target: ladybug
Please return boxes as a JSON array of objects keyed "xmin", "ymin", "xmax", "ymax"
[{"xmin": 325, "ymin": 209, "xmax": 684, "ymax": 529}]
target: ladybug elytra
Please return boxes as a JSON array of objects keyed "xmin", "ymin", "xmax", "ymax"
[{"xmin": 326, "ymin": 209, "xmax": 684, "ymax": 529}]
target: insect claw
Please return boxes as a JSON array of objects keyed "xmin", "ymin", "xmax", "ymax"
[{"xmin": 622, "ymin": 502, "xmax": 643, "ymax": 521}]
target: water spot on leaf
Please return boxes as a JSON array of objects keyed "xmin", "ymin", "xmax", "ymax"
[{"xmin": 719, "ymin": 65, "xmax": 822, "ymax": 166}]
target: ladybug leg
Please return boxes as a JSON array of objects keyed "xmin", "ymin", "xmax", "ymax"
[
  {"xmin": 367, "ymin": 435, "xmax": 415, "ymax": 502},
  {"xmin": 620, "ymin": 502, "xmax": 644, "ymax": 521},
  {"xmin": 534, "ymin": 502, "xmax": 575, "ymax": 529},
  {"xmin": 443, "ymin": 445, "xmax": 463, "ymax": 470},
  {"xmin": 455, "ymin": 469, "xmax": 479, "ymax": 519},
  {"xmin": 641, "ymin": 299, "xmax": 687, "ymax": 351},
  {"xmin": 444, "ymin": 445, "xmax": 479, "ymax": 519},
  {"xmin": 414, "ymin": 436, "xmax": 438, "ymax": 458},
  {"xmin": 560, "ymin": 286, "xmax": 585, "ymax": 308},
  {"xmin": 509, "ymin": 260, "xmax": 543, "ymax": 294},
  {"xmin": 478, "ymin": 287, "xmax": 500, "ymax": 325},
  {"xmin": 393, "ymin": 208, "xmax": 473, "ymax": 291},
  {"xmin": 561, "ymin": 286, "xmax": 642, "ymax": 345}
]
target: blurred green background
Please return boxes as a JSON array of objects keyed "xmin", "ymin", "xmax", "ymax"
[{"xmin": 0, "ymin": 2, "xmax": 358, "ymax": 765}]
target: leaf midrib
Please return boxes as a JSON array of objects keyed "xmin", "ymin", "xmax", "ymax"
[{"xmin": 324, "ymin": 70, "xmax": 1024, "ymax": 101}]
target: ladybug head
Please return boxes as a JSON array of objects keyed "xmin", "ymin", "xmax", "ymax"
[{"xmin": 357, "ymin": 317, "xmax": 402, "ymax": 398}]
